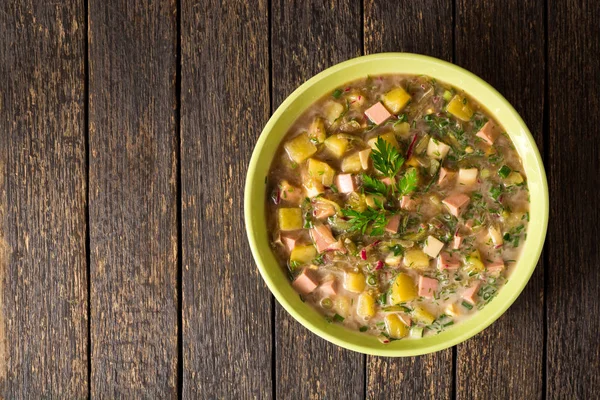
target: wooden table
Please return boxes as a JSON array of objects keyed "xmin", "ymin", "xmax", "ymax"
[{"xmin": 0, "ymin": 0, "xmax": 598, "ymax": 398}]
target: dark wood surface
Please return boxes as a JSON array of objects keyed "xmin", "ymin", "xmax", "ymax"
[{"xmin": 0, "ymin": 0, "xmax": 598, "ymax": 398}]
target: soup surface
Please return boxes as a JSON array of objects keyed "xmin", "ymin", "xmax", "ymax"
[{"xmin": 265, "ymin": 74, "xmax": 529, "ymax": 342}]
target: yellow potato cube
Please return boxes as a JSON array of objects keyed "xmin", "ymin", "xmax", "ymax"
[
  {"xmin": 308, "ymin": 117, "xmax": 327, "ymax": 144},
  {"xmin": 405, "ymin": 156, "xmax": 421, "ymax": 168},
  {"xmin": 284, "ymin": 133, "xmax": 317, "ymax": 163},
  {"xmin": 393, "ymin": 121, "xmax": 411, "ymax": 137},
  {"xmin": 464, "ymin": 250, "xmax": 485, "ymax": 274},
  {"xmin": 358, "ymin": 149, "xmax": 371, "ymax": 169},
  {"xmin": 488, "ymin": 225, "xmax": 503, "ymax": 246},
  {"xmin": 403, "ymin": 249, "xmax": 431, "ymax": 269},
  {"xmin": 382, "ymin": 87, "xmax": 412, "ymax": 114},
  {"xmin": 385, "ymin": 314, "xmax": 409, "ymax": 339},
  {"xmin": 344, "ymin": 271, "xmax": 366, "ymax": 293},
  {"xmin": 324, "ymin": 134, "xmax": 349, "ymax": 158},
  {"xmin": 324, "ymin": 101, "xmax": 345, "ymax": 124},
  {"xmin": 340, "ymin": 153, "xmax": 361, "ymax": 173},
  {"xmin": 278, "ymin": 208, "xmax": 303, "ymax": 231},
  {"xmin": 335, "ymin": 296, "xmax": 351, "ymax": 317},
  {"xmin": 505, "ymin": 171, "xmax": 524, "ymax": 186},
  {"xmin": 412, "ymin": 306, "xmax": 436, "ymax": 325},
  {"xmin": 389, "ymin": 273, "xmax": 417, "ymax": 304},
  {"xmin": 290, "ymin": 244, "xmax": 317, "ymax": 266},
  {"xmin": 307, "ymin": 158, "xmax": 335, "ymax": 186},
  {"xmin": 447, "ymin": 94, "xmax": 474, "ymax": 121},
  {"xmin": 368, "ymin": 132, "xmax": 400, "ymax": 150},
  {"xmin": 357, "ymin": 292, "xmax": 376, "ymax": 319},
  {"xmin": 445, "ymin": 303, "xmax": 460, "ymax": 317}
]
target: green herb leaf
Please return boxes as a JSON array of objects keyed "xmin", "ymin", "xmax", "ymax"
[
  {"xmin": 398, "ymin": 168, "xmax": 418, "ymax": 195},
  {"xmin": 371, "ymin": 137, "xmax": 404, "ymax": 178},
  {"xmin": 332, "ymin": 88, "xmax": 343, "ymax": 99},
  {"xmin": 341, "ymin": 207, "xmax": 387, "ymax": 236},
  {"xmin": 362, "ymin": 174, "xmax": 389, "ymax": 196},
  {"xmin": 333, "ymin": 313, "xmax": 345, "ymax": 323},
  {"xmin": 498, "ymin": 165, "xmax": 511, "ymax": 178}
]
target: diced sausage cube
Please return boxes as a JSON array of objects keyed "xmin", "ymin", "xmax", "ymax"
[
  {"xmin": 319, "ymin": 279, "xmax": 338, "ymax": 296},
  {"xmin": 486, "ymin": 259, "xmax": 505, "ymax": 276},
  {"xmin": 418, "ymin": 276, "xmax": 439, "ymax": 298},
  {"xmin": 385, "ymin": 214, "xmax": 401, "ymax": 233},
  {"xmin": 438, "ymin": 167, "xmax": 454, "ymax": 185},
  {"xmin": 437, "ymin": 252, "xmax": 460, "ymax": 270},
  {"xmin": 400, "ymin": 195, "xmax": 417, "ymax": 211},
  {"xmin": 280, "ymin": 232, "xmax": 301, "ymax": 252},
  {"xmin": 336, "ymin": 174, "xmax": 356, "ymax": 193},
  {"xmin": 442, "ymin": 193, "xmax": 470, "ymax": 217},
  {"xmin": 476, "ymin": 121, "xmax": 499, "ymax": 145},
  {"xmin": 292, "ymin": 268, "xmax": 319, "ymax": 295},
  {"xmin": 310, "ymin": 225, "xmax": 337, "ymax": 253},
  {"xmin": 462, "ymin": 281, "xmax": 481, "ymax": 305},
  {"xmin": 364, "ymin": 102, "xmax": 392, "ymax": 125},
  {"xmin": 279, "ymin": 180, "xmax": 303, "ymax": 204},
  {"xmin": 458, "ymin": 168, "xmax": 479, "ymax": 186},
  {"xmin": 423, "ymin": 235, "xmax": 444, "ymax": 258},
  {"xmin": 452, "ymin": 234, "xmax": 464, "ymax": 250}
]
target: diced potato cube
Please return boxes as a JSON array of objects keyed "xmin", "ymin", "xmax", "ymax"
[
  {"xmin": 365, "ymin": 194, "xmax": 386, "ymax": 209},
  {"xmin": 505, "ymin": 171, "xmax": 524, "ymax": 186},
  {"xmin": 303, "ymin": 178, "xmax": 324, "ymax": 198},
  {"xmin": 290, "ymin": 244, "xmax": 317, "ymax": 266},
  {"xmin": 341, "ymin": 153, "xmax": 362, "ymax": 173},
  {"xmin": 412, "ymin": 306, "xmax": 436, "ymax": 325},
  {"xmin": 447, "ymin": 94, "xmax": 474, "ymax": 121},
  {"xmin": 389, "ymin": 273, "xmax": 417, "ymax": 304},
  {"xmin": 405, "ymin": 156, "xmax": 421, "ymax": 168},
  {"xmin": 284, "ymin": 133, "xmax": 318, "ymax": 163},
  {"xmin": 385, "ymin": 252, "xmax": 402, "ymax": 266},
  {"xmin": 385, "ymin": 314, "xmax": 409, "ymax": 339},
  {"xmin": 381, "ymin": 87, "xmax": 412, "ymax": 114},
  {"xmin": 427, "ymin": 138, "xmax": 451, "ymax": 160},
  {"xmin": 480, "ymin": 168, "xmax": 491, "ymax": 179},
  {"xmin": 410, "ymin": 326, "xmax": 424, "ymax": 338},
  {"xmin": 393, "ymin": 121, "xmax": 411, "ymax": 137},
  {"xmin": 308, "ymin": 117, "xmax": 327, "ymax": 144},
  {"xmin": 307, "ymin": 158, "xmax": 335, "ymax": 186},
  {"xmin": 335, "ymin": 296, "xmax": 351, "ymax": 317},
  {"xmin": 358, "ymin": 149, "xmax": 371, "ymax": 169},
  {"xmin": 464, "ymin": 250, "xmax": 485, "ymax": 274},
  {"xmin": 348, "ymin": 91, "xmax": 365, "ymax": 108},
  {"xmin": 445, "ymin": 303, "xmax": 460, "ymax": 317},
  {"xmin": 458, "ymin": 168, "xmax": 479, "ymax": 185},
  {"xmin": 368, "ymin": 132, "xmax": 400, "ymax": 150},
  {"xmin": 488, "ymin": 226, "xmax": 503, "ymax": 246},
  {"xmin": 324, "ymin": 101, "xmax": 345, "ymax": 124},
  {"xmin": 324, "ymin": 134, "xmax": 349, "ymax": 158},
  {"xmin": 278, "ymin": 208, "xmax": 303, "ymax": 231},
  {"xmin": 403, "ymin": 249, "xmax": 431, "ymax": 269},
  {"xmin": 357, "ymin": 292, "xmax": 376, "ymax": 319},
  {"xmin": 344, "ymin": 271, "xmax": 366, "ymax": 293}
]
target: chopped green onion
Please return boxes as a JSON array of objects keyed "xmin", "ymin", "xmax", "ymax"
[
  {"xmin": 498, "ymin": 165, "xmax": 512, "ymax": 178},
  {"xmin": 461, "ymin": 301, "xmax": 473, "ymax": 310},
  {"xmin": 321, "ymin": 298, "xmax": 333, "ymax": 309},
  {"xmin": 333, "ymin": 313, "xmax": 345, "ymax": 323},
  {"xmin": 359, "ymin": 326, "xmax": 368, "ymax": 332},
  {"xmin": 367, "ymin": 274, "xmax": 377, "ymax": 286},
  {"xmin": 332, "ymin": 88, "xmax": 343, "ymax": 99},
  {"xmin": 443, "ymin": 90, "xmax": 453, "ymax": 101}
]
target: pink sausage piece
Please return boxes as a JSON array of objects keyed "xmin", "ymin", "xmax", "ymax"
[
  {"xmin": 442, "ymin": 193, "xmax": 470, "ymax": 217},
  {"xmin": 418, "ymin": 276, "xmax": 439, "ymax": 298},
  {"xmin": 462, "ymin": 281, "xmax": 481, "ymax": 305},
  {"xmin": 292, "ymin": 269, "xmax": 319, "ymax": 295},
  {"xmin": 336, "ymin": 174, "xmax": 356, "ymax": 193},
  {"xmin": 476, "ymin": 121, "xmax": 499, "ymax": 145},
  {"xmin": 364, "ymin": 102, "xmax": 392, "ymax": 125},
  {"xmin": 385, "ymin": 214, "xmax": 401, "ymax": 233}
]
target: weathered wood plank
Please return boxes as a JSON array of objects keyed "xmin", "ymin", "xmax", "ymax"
[
  {"xmin": 364, "ymin": 1, "xmax": 454, "ymax": 398},
  {"xmin": 271, "ymin": 1, "xmax": 364, "ymax": 398},
  {"xmin": 453, "ymin": 1, "xmax": 546, "ymax": 398},
  {"xmin": 180, "ymin": 0, "xmax": 272, "ymax": 398},
  {"xmin": 88, "ymin": 0, "xmax": 178, "ymax": 397},
  {"xmin": 0, "ymin": 0, "xmax": 88, "ymax": 397},
  {"xmin": 547, "ymin": 0, "xmax": 600, "ymax": 397}
]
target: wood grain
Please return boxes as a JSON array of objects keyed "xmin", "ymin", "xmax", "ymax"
[
  {"xmin": 547, "ymin": 0, "xmax": 600, "ymax": 397},
  {"xmin": 88, "ymin": 0, "xmax": 178, "ymax": 397},
  {"xmin": 271, "ymin": 1, "xmax": 364, "ymax": 399},
  {"xmin": 454, "ymin": 0, "xmax": 546, "ymax": 398},
  {"xmin": 364, "ymin": 1, "xmax": 454, "ymax": 398},
  {"xmin": 0, "ymin": 0, "xmax": 88, "ymax": 397},
  {"xmin": 180, "ymin": 0, "xmax": 272, "ymax": 398}
]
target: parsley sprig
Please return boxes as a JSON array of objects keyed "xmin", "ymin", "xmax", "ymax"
[
  {"xmin": 341, "ymin": 207, "xmax": 387, "ymax": 236},
  {"xmin": 362, "ymin": 174, "xmax": 389, "ymax": 196},
  {"xmin": 398, "ymin": 167, "xmax": 418, "ymax": 195},
  {"xmin": 371, "ymin": 137, "xmax": 404, "ymax": 178}
]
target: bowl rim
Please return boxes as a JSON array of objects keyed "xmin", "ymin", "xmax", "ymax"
[{"xmin": 244, "ymin": 52, "xmax": 548, "ymax": 356}]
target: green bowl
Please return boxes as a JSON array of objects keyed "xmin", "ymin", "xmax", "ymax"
[{"xmin": 244, "ymin": 53, "xmax": 548, "ymax": 356}]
